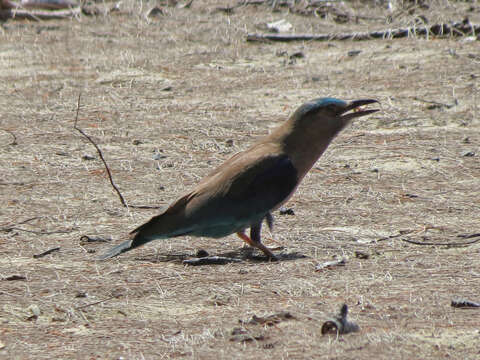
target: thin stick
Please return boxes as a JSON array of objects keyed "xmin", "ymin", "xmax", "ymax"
[
  {"xmin": 183, "ymin": 256, "xmax": 243, "ymax": 266},
  {"xmin": 400, "ymin": 237, "xmax": 480, "ymax": 247},
  {"xmin": 451, "ymin": 299, "xmax": 480, "ymax": 308},
  {"xmin": 377, "ymin": 230, "xmax": 414, "ymax": 241},
  {"xmin": 458, "ymin": 233, "xmax": 480, "ymax": 239},
  {"xmin": 412, "ymin": 96, "xmax": 456, "ymax": 109},
  {"xmin": 1, "ymin": 217, "xmax": 74, "ymax": 235},
  {"xmin": 73, "ymin": 93, "xmax": 163, "ymax": 210},
  {"xmin": 0, "ymin": 7, "xmax": 81, "ymax": 20},
  {"xmin": 75, "ymin": 295, "xmax": 116, "ymax": 310},
  {"xmin": 1, "ymin": 129, "xmax": 17, "ymax": 145},
  {"xmin": 0, "ymin": 216, "xmax": 40, "ymax": 229},
  {"xmin": 246, "ymin": 20, "xmax": 480, "ymax": 42},
  {"xmin": 4, "ymin": 227, "xmax": 73, "ymax": 235},
  {"xmin": 74, "ymin": 93, "xmax": 129, "ymax": 208},
  {"xmin": 33, "ymin": 247, "xmax": 61, "ymax": 258},
  {"xmin": 315, "ymin": 258, "xmax": 346, "ymax": 271},
  {"xmin": 2, "ymin": 0, "xmax": 78, "ymax": 10}
]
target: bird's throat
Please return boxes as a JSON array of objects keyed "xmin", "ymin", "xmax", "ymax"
[{"xmin": 267, "ymin": 120, "xmax": 340, "ymax": 179}]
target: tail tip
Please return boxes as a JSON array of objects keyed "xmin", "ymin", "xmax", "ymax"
[{"xmin": 96, "ymin": 240, "xmax": 133, "ymax": 261}]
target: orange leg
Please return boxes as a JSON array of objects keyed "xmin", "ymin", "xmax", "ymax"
[{"xmin": 236, "ymin": 231, "xmax": 277, "ymax": 260}]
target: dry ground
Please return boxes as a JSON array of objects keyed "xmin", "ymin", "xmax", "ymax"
[{"xmin": 1, "ymin": 0, "xmax": 480, "ymax": 359}]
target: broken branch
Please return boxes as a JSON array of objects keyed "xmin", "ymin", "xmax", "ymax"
[
  {"xmin": 33, "ymin": 247, "xmax": 60, "ymax": 258},
  {"xmin": 73, "ymin": 94, "xmax": 164, "ymax": 210},
  {"xmin": 451, "ymin": 299, "xmax": 480, "ymax": 308},
  {"xmin": 315, "ymin": 258, "xmax": 346, "ymax": 271},
  {"xmin": 73, "ymin": 93, "xmax": 129, "ymax": 208},
  {"xmin": 400, "ymin": 237, "xmax": 480, "ymax": 247},
  {"xmin": 0, "ymin": 217, "xmax": 73, "ymax": 235},
  {"xmin": 183, "ymin": 256, "xmax": 243, "ymax": 266},
  {"xmin": 247, "ymin": 20, "xmax": 480, "ymax": 42},
  {"xmin": 4, "ymin": 227, "xmax": 73, "ymax": 235},
  {"xmin": 0, "ymin": 7, "xmax": 81, "ymax": 21},
  {"xmin": 0, "ymin": 216, "xmax": 40, "ymax": 229}
]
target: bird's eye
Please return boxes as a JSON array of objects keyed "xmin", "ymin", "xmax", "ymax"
[{"xmin": 326, "ymin": 104, "xmax": 337, "ymax": 112}]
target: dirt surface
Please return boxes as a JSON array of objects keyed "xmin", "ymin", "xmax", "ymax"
[{"xmin": 1, "ymin": 1, "xmax": 480, "ymax": 359}]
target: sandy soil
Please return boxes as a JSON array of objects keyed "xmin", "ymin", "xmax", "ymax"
[{"xmin": 1, "ymin": 1, "xmax": 480, "ymax": 359}]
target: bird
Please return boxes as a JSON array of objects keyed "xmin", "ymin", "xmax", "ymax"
[{"xmin": 99, "ymin": 97, "xmax": 379, "ymax": 260}]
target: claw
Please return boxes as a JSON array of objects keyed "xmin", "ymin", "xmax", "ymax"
[{"xmin": 236, "ymin": 232, "xmax": 278, "ymax": 260}]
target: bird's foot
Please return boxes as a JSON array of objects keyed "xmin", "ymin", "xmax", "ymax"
[{"xmin": 237, "ymin": 232, "xmax": 279, "ymax": 261}]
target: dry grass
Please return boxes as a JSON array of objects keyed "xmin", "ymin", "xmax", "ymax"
[{"xmin": 1, "ymin": 0, "xmax": 480, "ymax": 358}]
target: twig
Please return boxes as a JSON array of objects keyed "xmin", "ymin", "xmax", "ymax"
[
  {"xmin": 0, "ymin": 216, "xmax": 40, "ymax": 229},
  {"xmin": 377, "ymin": 230, "xmax": 414, "ymax": 241},
  {"xmin": 238, "ymin": 0, "xmax": 265, "ymax": 5},
  {"xmin": 79, "ymin": 235, "xmax": 111, "ymax": 243},
  {"xmin": 315, "ymin": 258, "xmax": 346, "ymax": 271},
  {"xmin": 0, "ymin": 7, "xmax": 81, "ymax": 20},
  {"xmin": 126, "ymin": 204, "xmax": 166, "ymax": 209},
  {"xmin": 458, "ymin": 233, "xmax": 480, "ymax": 239},
  {"xmin": 1, "ymin": 216, "xmax": 74, "ymax": 235},
  {"xmin": 2, "ymin": 274, "xmax": 26, "ymax": 281},
  {"xmin": 183, "ymin": 256, "xmax": 243, "ymax": 266},
  {"xmin": 412, "ymin": 96, "xmax": 457, "ymax": 110},
  {"xmin": 1, "ymin": 129, "xmax": 17, "ymax": 145},
  {"xmin": 247, "ymin": 20, "xmax": 480, "ymax": 42},
  {"xmin": 73, "ymin": 94, "xmax": 163, "ymax": 210},
  {"xmin": 400, "ymin": 237, "xmax": 480, "ymax": 247},
  {"xmin": 3, "ymin": 0, "xmax": 78, "ymax": 10},
  {"xmin": 73, "ymin": 94, "xmax": 129, "ymax": 207},
  {"xmin": 75, "ymin": 295, "xmax": 116, "ymax": 310},
  {"xmin": 0, "ymin": 290, "xmax": 22, "ymax": 297},
  {"xmin": 0, "ymin": 181, "xmax": 29, "ymax": 185},
  {"xmin": 451, "ymin": 299, "xmax": 480, "ymax": 308},
  {"xmin": 33, "ymin": 247, "xmax": 61, "ymax": 258},
  {"xmin": 4, "ymin": 227, "xmax": 73, "ymax": 235}
]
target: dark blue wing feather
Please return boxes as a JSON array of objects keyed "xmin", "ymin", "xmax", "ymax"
[
  {"xmin": 246, "ymin": 155, "xmax": 298, "ymax": 212},
  {"xmin": 171, "ymin": 154, "xmax": 298, "ymax": 238}
]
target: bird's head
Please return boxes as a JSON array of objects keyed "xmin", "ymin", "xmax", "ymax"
[
  {"xmin": 268, "ymin": 97, "xmax": 379, "ymax": 177},
  {"xmin": 290, "ymin": 97, "xmax": 379, "ymax": 135}
]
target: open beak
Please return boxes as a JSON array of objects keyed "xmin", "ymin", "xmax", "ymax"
[{"xmin": 340, "ymin": 99, "xmax": 379, "ymax": 121}]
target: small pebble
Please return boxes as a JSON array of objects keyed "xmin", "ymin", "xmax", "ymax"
[
  {"xmin": 75, "ymin": 291, "xmax": 88, "ymax": 298},
  {"xmin": 289, "ymin": 51, "xmax": 305, "ymax": 59},
  {"xmin": 28, "ymin": 304, "xmax": 41, "ymax": 317},
  {"xmin": 348, "ymin": 50, "xmax": 362, "ymax": 57},
  {"xmin": 196, "ymin": 249, "xmax": 209, "ymax": 258},
  {"xmin": 279, "ymin": 207, "xmax": 295, "ymax": 215},
  {"xmin": 82, "ymin": 154, "xmax": 95, "ymax": 161},
  {"xmin": 153, "ymin": 153, "xmax": 167, "ymax": 160},
  {"xmin": 354, "ymin": 251, "xmax": 369, "ymax": 259}
]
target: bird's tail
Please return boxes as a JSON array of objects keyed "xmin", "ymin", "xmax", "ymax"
[
  {"xmin": 97, "ymin": 239, "xmax": 135, "ymax": 260},
  {"xmin": 97, "ymin": 197, "xmax": 191, "ymax": 260},
  {"xmin": 98, "ymin": 232, "xmax": 160, "ymax": 260},
  {"xmin": 97, "ymin": 210, "xmax": 182, "ymax": 260}
]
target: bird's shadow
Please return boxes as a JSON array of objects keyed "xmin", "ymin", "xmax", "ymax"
[{"xmin": 135, "ymin": 247, "xmax": 307, "ymax": 265}]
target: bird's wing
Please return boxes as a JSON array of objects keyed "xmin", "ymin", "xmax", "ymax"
[
  {"xmin": 184, "ymin": 144, "xmax": 298, "ymax": 227},
  {"xmin": 227, "ymin": 154, "xmax": 298, "ymax": 213},
  {"xmin": 128, "ymin": 143, "xmax": 299, "ymax": 239}
]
